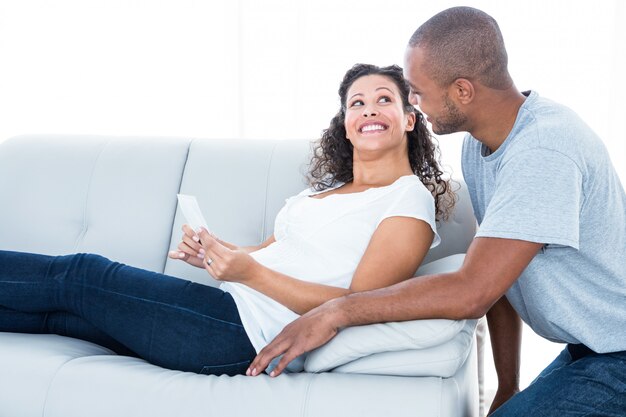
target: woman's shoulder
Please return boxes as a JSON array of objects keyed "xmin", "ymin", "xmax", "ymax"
[{"xmin": 386, "ymin": 175, "xmax": 432, "ymax": 199}]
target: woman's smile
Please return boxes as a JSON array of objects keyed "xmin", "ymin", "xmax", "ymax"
[{"xmin": 359, "ymin": 121, "xmax": 389, "ymax": 134}]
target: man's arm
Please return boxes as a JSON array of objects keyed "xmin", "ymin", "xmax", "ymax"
[
  {"xmin": 486, "ymin": 296, "xmax": 521, "ymax": 415},
  {"xmin": 247, "ymin": 236, "xmax": 542, "ymax": 376}
]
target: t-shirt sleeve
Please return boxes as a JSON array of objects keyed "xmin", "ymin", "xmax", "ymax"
[
  {"xmin": 477, "ymin": 148, "xmax": 582, "ymax": 249},
  {"xmin": 378, "ymin": 181, "xmax": 440, "ymax": 248}
]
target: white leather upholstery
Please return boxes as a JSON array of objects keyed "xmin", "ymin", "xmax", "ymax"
[
  {"xmin": 0, "ymin": 135, "xmax": 479, "ymax": 417},
  {"xmin": 164, "ymin": 139, "xmax": 310, "ymax": 286},
  {"xmin": 0, "ymin": 333, "xmax": 114, "ymax": 417},
  {"xmin": 0, "ymin": 135, "xmax": 190, "ymax": 272},
  {"xmin": 0, "ymin": 332, "xmax": 478, "ymax": 417}
]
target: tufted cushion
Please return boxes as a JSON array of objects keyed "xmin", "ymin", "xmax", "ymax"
[
  {"xmin": 0, "ymin": 135, "xmax": 190, "ymax": 273},
  {"xmin": 304, "ymin": 254, "xmax": 476, "ymax": 376}
]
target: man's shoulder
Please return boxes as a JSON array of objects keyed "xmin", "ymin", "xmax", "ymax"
[
  {"xmin": 506, "ymin": 91, "xmax": 603, "ymax": 165},
  {"xmin": 517, "ymin": 92, "xmax": 594, "ymax": 144}
]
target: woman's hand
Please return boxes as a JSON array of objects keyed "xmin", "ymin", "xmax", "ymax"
[
  {"xmin": 198, "ymin": 229, "xmax": 261, "ymax": 283},
  {"xmin": 167, "ymin": 224, "xmax": 206, "ymax": 269}
]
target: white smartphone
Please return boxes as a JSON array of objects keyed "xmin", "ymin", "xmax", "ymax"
[{"xmin": 176, "ymin": 194, "xmax": 211, "ymax": 233}]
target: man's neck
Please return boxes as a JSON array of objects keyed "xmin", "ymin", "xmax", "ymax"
[{"xmin": 469, "ymin": 88, "xmax": 527, "ymax": 153}]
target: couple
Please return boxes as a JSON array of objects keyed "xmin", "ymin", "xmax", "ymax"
[
  {"xmin": 0, "ymin": 63, "xmax": 451, "ymax": 371},
  {"xmin": 1, "ymin": 6, "xmax": 625, "ymax": 417}
]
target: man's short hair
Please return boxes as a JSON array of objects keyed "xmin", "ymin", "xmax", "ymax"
[{"xmin": 409, "ymin": 7, "xmax": 512, "ymax": 89}]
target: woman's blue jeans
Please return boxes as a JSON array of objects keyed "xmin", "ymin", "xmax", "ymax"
[
  {"xmin": 492, "ymin": 344, "xmax": 626, "ymax": 416},
  {"xmin": 0, "ymin": 250, "xmax": 256, "ymax": 376}
]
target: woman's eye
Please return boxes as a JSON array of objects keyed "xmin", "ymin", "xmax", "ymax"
[
  {"xmin": 378, "ymin": 96, "xmax": 392, "ymax": 103},
  {"xmin": 350, "ymin": 100, "xmax": 364, "ymax": 107}
]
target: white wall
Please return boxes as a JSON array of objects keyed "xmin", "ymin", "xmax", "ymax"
[{"xmin": 1, "ymin": 0, "xmax": 624, "ymax": 395}]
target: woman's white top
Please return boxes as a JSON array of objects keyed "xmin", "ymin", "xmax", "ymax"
[{"xmin": 220, "ymin": 175, "xmax": 440, "ymax": 363}]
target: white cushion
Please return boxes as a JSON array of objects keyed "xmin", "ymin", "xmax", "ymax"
[
  {"xmin": 0, "ymin": 333, "xmax": 114, "ymax": 417},
  {"xmin": 304, "ymin": 254, "xmax": 475, "ymax": 376},
  {"xmin": 329, "ymin": 320, "xmax": 476, "ymax": 377}
]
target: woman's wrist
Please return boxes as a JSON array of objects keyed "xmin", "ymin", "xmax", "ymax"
[{"xmin": 243, "ymin": 258, "xmax": 269, "ymax": 286}]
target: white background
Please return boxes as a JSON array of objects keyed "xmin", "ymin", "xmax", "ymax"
[{"xmin": 1, "ymin": 0, "xmax": 624, "ymax": 397}]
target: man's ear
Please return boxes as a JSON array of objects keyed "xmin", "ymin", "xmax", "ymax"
[{"xmin": 452, "ymin": 78, "xmax": 474, "ymax": 104}]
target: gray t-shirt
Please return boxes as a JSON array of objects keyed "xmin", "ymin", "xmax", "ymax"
[{"xmin": 462, "ymin": 90, "xmax": 626, "ymax": 353}]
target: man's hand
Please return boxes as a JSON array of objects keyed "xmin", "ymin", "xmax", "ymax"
[
  {"xmin": 488, "ymin": 386, "xmax": 519, "ymax": 415},
  {"xmin": 247, "ymin": 299, "xmax": 343, "ymax": 377}
]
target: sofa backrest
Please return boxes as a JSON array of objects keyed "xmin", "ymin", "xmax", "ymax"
[
  {"xmin": 0, "ymin": 136, "xmax": 476, "ymax": 286},
  {"xmin": 0, "ymin": 135, "xmax": 190, "ymax": 272},
  {"xmin": 163, "ymin": 139, "xmax": 312, "ymax": 284}
]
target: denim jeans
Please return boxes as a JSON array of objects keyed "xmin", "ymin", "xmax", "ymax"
[
  {"xmin": 0, "ymin": 250, "xmax": 256, "ymax": 376},
  {"xmin": 492, "ymin": 344, "xmax": 626, "ymax": 416}
]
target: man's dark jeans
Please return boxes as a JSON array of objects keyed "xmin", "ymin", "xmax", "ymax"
[{"xmin": 492, "ymin": 343, "xmax": 626, "ymax": 416}]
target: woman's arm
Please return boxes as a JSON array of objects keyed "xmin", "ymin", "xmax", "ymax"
[
  {"xmin": 198, "ymin": 216, "xmax": 434, "ymax": 315},
  {"xmin": 168, "ymin": 224, "xmax": 275, "ymax": 269}
]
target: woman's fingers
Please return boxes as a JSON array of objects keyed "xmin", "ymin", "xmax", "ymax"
[
  {"xmin": 182, "ymin": 235, "xmax": 204, "ymax": 257},
  {"xmin": 196, "ymin": 229, "xmax": 219, "ymax": 276},
  {"xmin": 198, "ymin": 229, "xmax": 231, "ymax": 256},
  {"xmin": 182, "ymin": 223, "xmax": 198, "ymax": 238},
  {"xmin": 199, "ymin": 228, "xmax": 258, "ymax": 283},
  {"xmin": 168, "ymin": 250, "xmax": 186, "ymax": 260},
  {"xmin": 182, "ymin": 224, "xmax": 203, "ymax": 246}
]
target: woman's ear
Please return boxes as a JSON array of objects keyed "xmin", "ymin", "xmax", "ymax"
[{"xmin": 405, "ymin": 111, "xmax": 417, "ymax": 132}]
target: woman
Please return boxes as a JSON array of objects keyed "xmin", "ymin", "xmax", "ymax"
[{"xmin": 0, "ymin": 64, "xmax": 452, "ymax": 376}]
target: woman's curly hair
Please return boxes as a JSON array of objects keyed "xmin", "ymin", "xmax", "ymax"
[{"xmin": 308, "ymin": 63, "xmax": 455, "ymax": 220}]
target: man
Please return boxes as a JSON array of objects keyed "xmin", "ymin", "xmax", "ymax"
[{"xmin": 248, "ymin": 6, "xmax": 626, "ymax": 416}]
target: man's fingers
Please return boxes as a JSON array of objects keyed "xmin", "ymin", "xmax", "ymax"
[
  {"xmin": 248, "ymin": 338, "xmax": 291, "ymax": 376},
  {"xmin": 268, "ymin": 347, "xmax": 301, "ymax": 377}
]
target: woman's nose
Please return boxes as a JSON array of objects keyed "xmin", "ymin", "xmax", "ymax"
[{"xmin": 362, "ymin": 106, "xmax": 378, "ymax": 117}]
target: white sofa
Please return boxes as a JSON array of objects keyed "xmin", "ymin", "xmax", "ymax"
[{"xmin": 0, "ymin": 135, "xmax": 479, "ymax": 417}]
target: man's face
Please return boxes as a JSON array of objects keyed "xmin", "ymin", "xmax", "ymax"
[{"xmin": 403, "ymin": 46, "xmax": 468, "ymax": 135}]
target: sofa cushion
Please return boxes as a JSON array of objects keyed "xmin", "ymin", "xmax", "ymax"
[
  {"xmin": 0, "ymin": 135, "xmax": 191, "ymax": 273},
  {"xmin": 164, "ymin": 139, "xmax": 310, "ymax": 285},
  {"xmin": 304, "ymin": 254, "xmax": 475, "ymax": 376},
  {"xmin": 0, "ymin": 333, "xmax": 114, "ymax": 417},
  {"xmin": 43, "ymin": 357, "xmax": 459, "ymax": 417},
  {"xmin": 328, "ymin": 319, "xmax": 476, "ymax": 377}
]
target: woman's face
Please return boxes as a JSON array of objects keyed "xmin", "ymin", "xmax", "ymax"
[{"xmin": 344, "ymin": 74, "xmax": 416, "ymax": 154}]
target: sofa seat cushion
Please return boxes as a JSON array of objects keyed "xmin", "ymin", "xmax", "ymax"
[
  {"xmin": 0, "ymin": 333, "xmax": 115, "ymax": 417},
  {"xmin": 42, "ymin": 357, "xmax": 462, "ymax": 417},
  {"xmin": 304, "ymin": 254, "xmax": 476, "ymax": 376}
]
